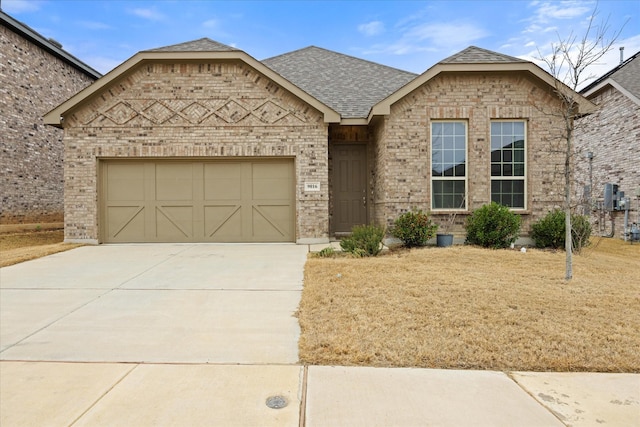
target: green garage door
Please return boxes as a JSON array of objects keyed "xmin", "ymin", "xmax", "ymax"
[{"xmin": 101, "ymin": 160, "xmax": 294, "ymax": 243}]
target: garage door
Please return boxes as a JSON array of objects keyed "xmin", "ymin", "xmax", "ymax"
[{"xmin": 101, "ymin": 160, "xmax": 294, "ymax": 243}]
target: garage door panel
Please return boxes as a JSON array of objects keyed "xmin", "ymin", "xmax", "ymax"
[
  {"xmin": 102, "ymin": 160, "xmax": 294, "ymax": 243},
  {"xmin": 252, "ymin": 205, "xmax": 292, "ymax": 239},
  {"xmin": 156, "ymin": 164, "xmax": 195, "ymax": 201},
  {"xmin": 106, "ymin": 205, "xmax": 145, "ymax": 241},
  {"xmin": 106, "ymin": 164, "xmax": 145, "ymax": 201},
  {"xmin": 156, "ymin": 206, "xmax": 193, "ymax": 239},
  {"xmin": 204, "ymin": 163, "xmax": 243, "ymax": 200},
  {"xmin": 204, "ymin": 205, "xmax": 242, "ymax": 240}
]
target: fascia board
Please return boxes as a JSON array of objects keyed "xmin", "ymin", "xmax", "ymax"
[
  {"xmin": 583, "ymin": 79, "xmax": 640, "ymax": 107},
  {"xmin": 44, "ymin": 51, "xmax": 340, "ymax": 127}
]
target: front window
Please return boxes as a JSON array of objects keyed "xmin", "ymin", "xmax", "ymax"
[
  {"xmin": 431, "ymin": 121, "xmax": 467, "ymax": 210},
  {"xmin": 490, "ymin": 121, "xmax": 526, "ymax": 209}
]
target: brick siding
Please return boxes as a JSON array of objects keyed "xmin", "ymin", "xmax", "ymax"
[
  {"xmin": 370, "ymin": 72, "xmax": 568, "ymax": 236},
  {"xmin": 0, "ymin": 25, "xmax": 95, "ymax": 224},
  {"xmin": 62, "ymin": 61, "xmax": 329, "ymax": 242},
  {"xmin": 575, "ymin": 85, "xmax": 640, "ymax": 238}
]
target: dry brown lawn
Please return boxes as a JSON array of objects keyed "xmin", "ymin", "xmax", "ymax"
[
  {"xmin": 0, "ymin": 230, "xmax": 82, "ymax": 267},
  {"xmin": 299, "ymin": 238, "xmax": 640, "ymax": 372}
]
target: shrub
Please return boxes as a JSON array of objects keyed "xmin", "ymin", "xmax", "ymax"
[
  {"xmin": 340, "ymin": 224, "xmax": 386, "ymax": 257},
  {"xmin": 317, "ymin": 247, "xmax": 336, "ymax": 258},
  {"xmin": 392, "ymin": 210, "xmax": 438, "ymax": 247},
  {"xmin": 531, "ymin": 209, "xmax": 592, "ymax": 252},
  {"xmin": 465, "ymin": 202, "xmax": 521, "ymax": 249}
]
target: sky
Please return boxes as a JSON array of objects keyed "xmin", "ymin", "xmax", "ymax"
[{"xmin": 2, "ymin": 0, "xmax": 639, "ymax": 86}]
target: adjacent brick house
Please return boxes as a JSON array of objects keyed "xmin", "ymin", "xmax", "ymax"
[
  {"xmin": 575, "ymin": 51, "xmax": 640, "ymax": 238},
  {"xmin": 45, "ymin": 39, "xmax": 593, "ymax": 244},
  {"xmin": 0, "ymin": 11, "xmax": 101, "ymax": 225}
]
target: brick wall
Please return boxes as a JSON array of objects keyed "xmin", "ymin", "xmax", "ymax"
[
  {"xmin": 62, "ymin": 60, "xmax": 329, "ymax": 242},
  {"xmin": 0, "ymin": 25, "xmax": 95, "ymax": 224},
  {"xmin": 371, "ymin": 72, "xmax": 567, "ymax": 236},
  {"xmin": 574, "ymin": 85, "xmax": 640, "ymax": 238}
]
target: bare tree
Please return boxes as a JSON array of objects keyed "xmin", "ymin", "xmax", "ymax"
[{"xmin": 536, "ymin": 6, "xmax": 624, "ymax": 280}]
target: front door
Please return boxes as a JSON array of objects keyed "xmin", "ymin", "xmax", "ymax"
[{"xmin": 332, "ymin": 144, "xmax": 367, "ymax": 233}]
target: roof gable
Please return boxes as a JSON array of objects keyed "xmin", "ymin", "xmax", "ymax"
[
  {"xmin": 439, "ymin": 46, "xmax": 528, "ymax": 64},
  {"xmin": 581, "ymin": 51, "xmax": 640, "ymax": 106},
  {"xmin": 371, "ymin": 46, "xmax": 595, "ymax": 119},
  {"xmin": 45, "ymin": 39, "xmax": 340, "ymax": 127},
  {"xmin": 263, "ymin": 46, "xmax": 417, "ymax": 119},
  {"xmin": 145, "ymin": 38, "xmax": 238, "ymax": 52}
]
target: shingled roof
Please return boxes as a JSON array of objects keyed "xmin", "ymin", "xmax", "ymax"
[
  {"xmin": 439, "ymin": 46, "xmax": 528, "ymax": 64},
  {"xmin": 262, "ymin": 46, "xmax": 417, "ymax": 119},
  {"xmin": 145, "ymin": 37, "xmax": 238, "ymax": 52},
  {"xmin": 580, "ymin": 51, "xmax": 640, "ymax": 103}
]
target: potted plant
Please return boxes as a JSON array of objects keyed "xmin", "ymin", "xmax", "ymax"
[
  {"xmin": 436, "ymin": 213, "xmax": 456, "ymax": 247},
  {"xmin": 436, "ymin": 197, "xmax": 465, "ymax": 247}
]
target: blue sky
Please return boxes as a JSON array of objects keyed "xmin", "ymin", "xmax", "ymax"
[{"xmin": 3, "ymin": 0, "xmax": 639, "ymax": 85}]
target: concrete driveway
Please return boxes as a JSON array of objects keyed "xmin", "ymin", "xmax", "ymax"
[{"xmin": 0, "ymin": 244, "xmax": 307, "ymax": 364}]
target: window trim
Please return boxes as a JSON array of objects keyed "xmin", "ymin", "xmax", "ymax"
[
  {"xmin": 489, "ymin": 119, "xmax": 528, "ymax": 211},
  {"xmin": 430, "ymin": 120, "xmax": 468, "ymax": 211}
]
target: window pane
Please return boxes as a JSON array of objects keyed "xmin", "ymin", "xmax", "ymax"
[
  {"xmin": 514, "ymin": 150, "xmax": 524, "ymax": 162},
  {"xmin": 514, "ymin": 164, "xmax": 525, "ymax": 176},
  {"xmin": 503, "ymin": 150, "xmax": 512, "ymax": 162},
  {"xmin": 491, "ymin": 150, "xmax": 501, "ymax": 162},
  {"xmin": 514, "ymin": 139, "xmax": 525, "ymax": 149},
  {"xmin": 432, "ymin": 179, "xmax": 465, "ymax": 209},
  {"xmin": 503, "ymin": 164, "xmax": 513, "ymax": 176},
  {"xmin": 491, "ymin": 164, "xmax": 501, "ymax": 176},
  {"xmin": 513, "ymin": 122, "xmax": 525, "ymax": 135}
]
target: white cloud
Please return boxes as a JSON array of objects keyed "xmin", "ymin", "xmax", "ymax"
[
  {"xmin": 358, "ymin": 21, "xmax": 385, "ymax": 36},
  {"xmin": 129, "ymin": 7, "xmax": 165, "ymax": 21},
  {"xmin": 406, "ymin": 22, "xmax": 488, "ymax": 47},
  {"xmin": 78, "ymin": 21, "xmax": 111, "ymax": 30},
  {"xmin": 1, "ymin": 0, "xmax": 42, "ymax": 13},
  {"xmin": 202, "ymin": 19, "xmax": 219, "ymax": 29}
]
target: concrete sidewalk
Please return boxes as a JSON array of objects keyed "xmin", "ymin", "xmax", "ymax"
[
  {"xmin": 1, "ymin": 245, "xmax": 638, "ymax": 426},
  {"xmin": 1, "ymin": 362, "xmax": 638, "ymax": 426}
]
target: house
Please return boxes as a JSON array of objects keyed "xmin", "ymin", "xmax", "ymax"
[
  {"xmin": 44, "ymin": 38, "xmax": 593, "ymax": 244},
  {"xmin": 574, "ymin": 51, "xmax": 640, "ymax": 238},
  {"xmin": 0, "ymin": 10, "xmax": 101, "ymax": 226}
]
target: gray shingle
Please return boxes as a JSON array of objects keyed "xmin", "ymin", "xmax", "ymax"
[
  {"xmin": 145, "ymin": 38, "xmax": 238, "ymax": 52},
  {"xmin": 262, "ymin": 46, "xmax": 417, "ymax": 119},
  {"xmin": 610, "ymin": 52, "xmax": 640, "ymax": 99},
  {"xmin": 439, "ymin": 46, "xmax": 527, "ymax": 64}
]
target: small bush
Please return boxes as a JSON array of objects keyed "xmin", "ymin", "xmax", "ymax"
[
  {"xmin": 340, "ymin": 224, "xmax": 385, "ymax": 257},
  {"xmin": 392, "ymin": 210, "xmax": 438, "ymax": 247},
  {"xmin": 532, "ymin": 209, "xmax": 592, "ymax": 252},
  {"xmin": 465, "ymin": 202, "xmax": 521, "ymax": 249},
  {"xmin": 317, "ymin": 247, "xmax": 336, "ymax": 258}
]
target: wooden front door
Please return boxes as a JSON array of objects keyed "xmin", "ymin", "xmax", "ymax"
[{"xmin": 332, "ymin": 144, "xmax": 367, "ymax": 233}]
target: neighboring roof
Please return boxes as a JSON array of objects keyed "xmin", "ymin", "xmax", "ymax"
[
  {"xmin": 44, "ymin": 38, "xmax": 340, "ymax": 127},
  {"xmin": 580, "ymin": 51, "xmax": 640, "ymax": 106},
  {"xmin": 0, "ymin": 10, "xmax": 101, "ymax": 80},
  {"xmin": 371, "ymin": 45, "xmax": 596, "ymax": 119},
  {"xmin": 145, "ymin": 38, "xmax": 238, "ymax": 52},
  {"xmin": 263, "ymin": 46, "xmax": 417, "ymax": 120},
  {"xmin": 439, "ymin": 46, "xmax": 528, "ymax": 64}
]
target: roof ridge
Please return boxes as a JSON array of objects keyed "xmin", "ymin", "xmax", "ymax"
[
  {"xmin": 144, "ymin": 37, "xmax": 239, "ymax": 52},
  {"xmin": 263, "ymin": 45, "xmax": 417, "ymax": 76},
  {"xmin": 439, "ymin": 46, "xmax": 528, "ymax": 64}
]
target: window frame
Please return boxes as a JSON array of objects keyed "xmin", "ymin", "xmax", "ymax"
[
  {"xmin": 430, "ymin": 120, "xmax": 468, "ymax": 211},
  {"xmin": 489, "ymin": 119, "xmax": 528, "ymax": 210}
]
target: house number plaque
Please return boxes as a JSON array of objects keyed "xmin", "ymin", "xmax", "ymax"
[{"xmin": 304, "ymin": 182, "xmax": 320, "ymax": 192}]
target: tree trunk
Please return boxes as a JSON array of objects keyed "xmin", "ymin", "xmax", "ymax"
[{"xmin": 565, "ymin": 125, "xmax": 573, "ymax": 281}]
